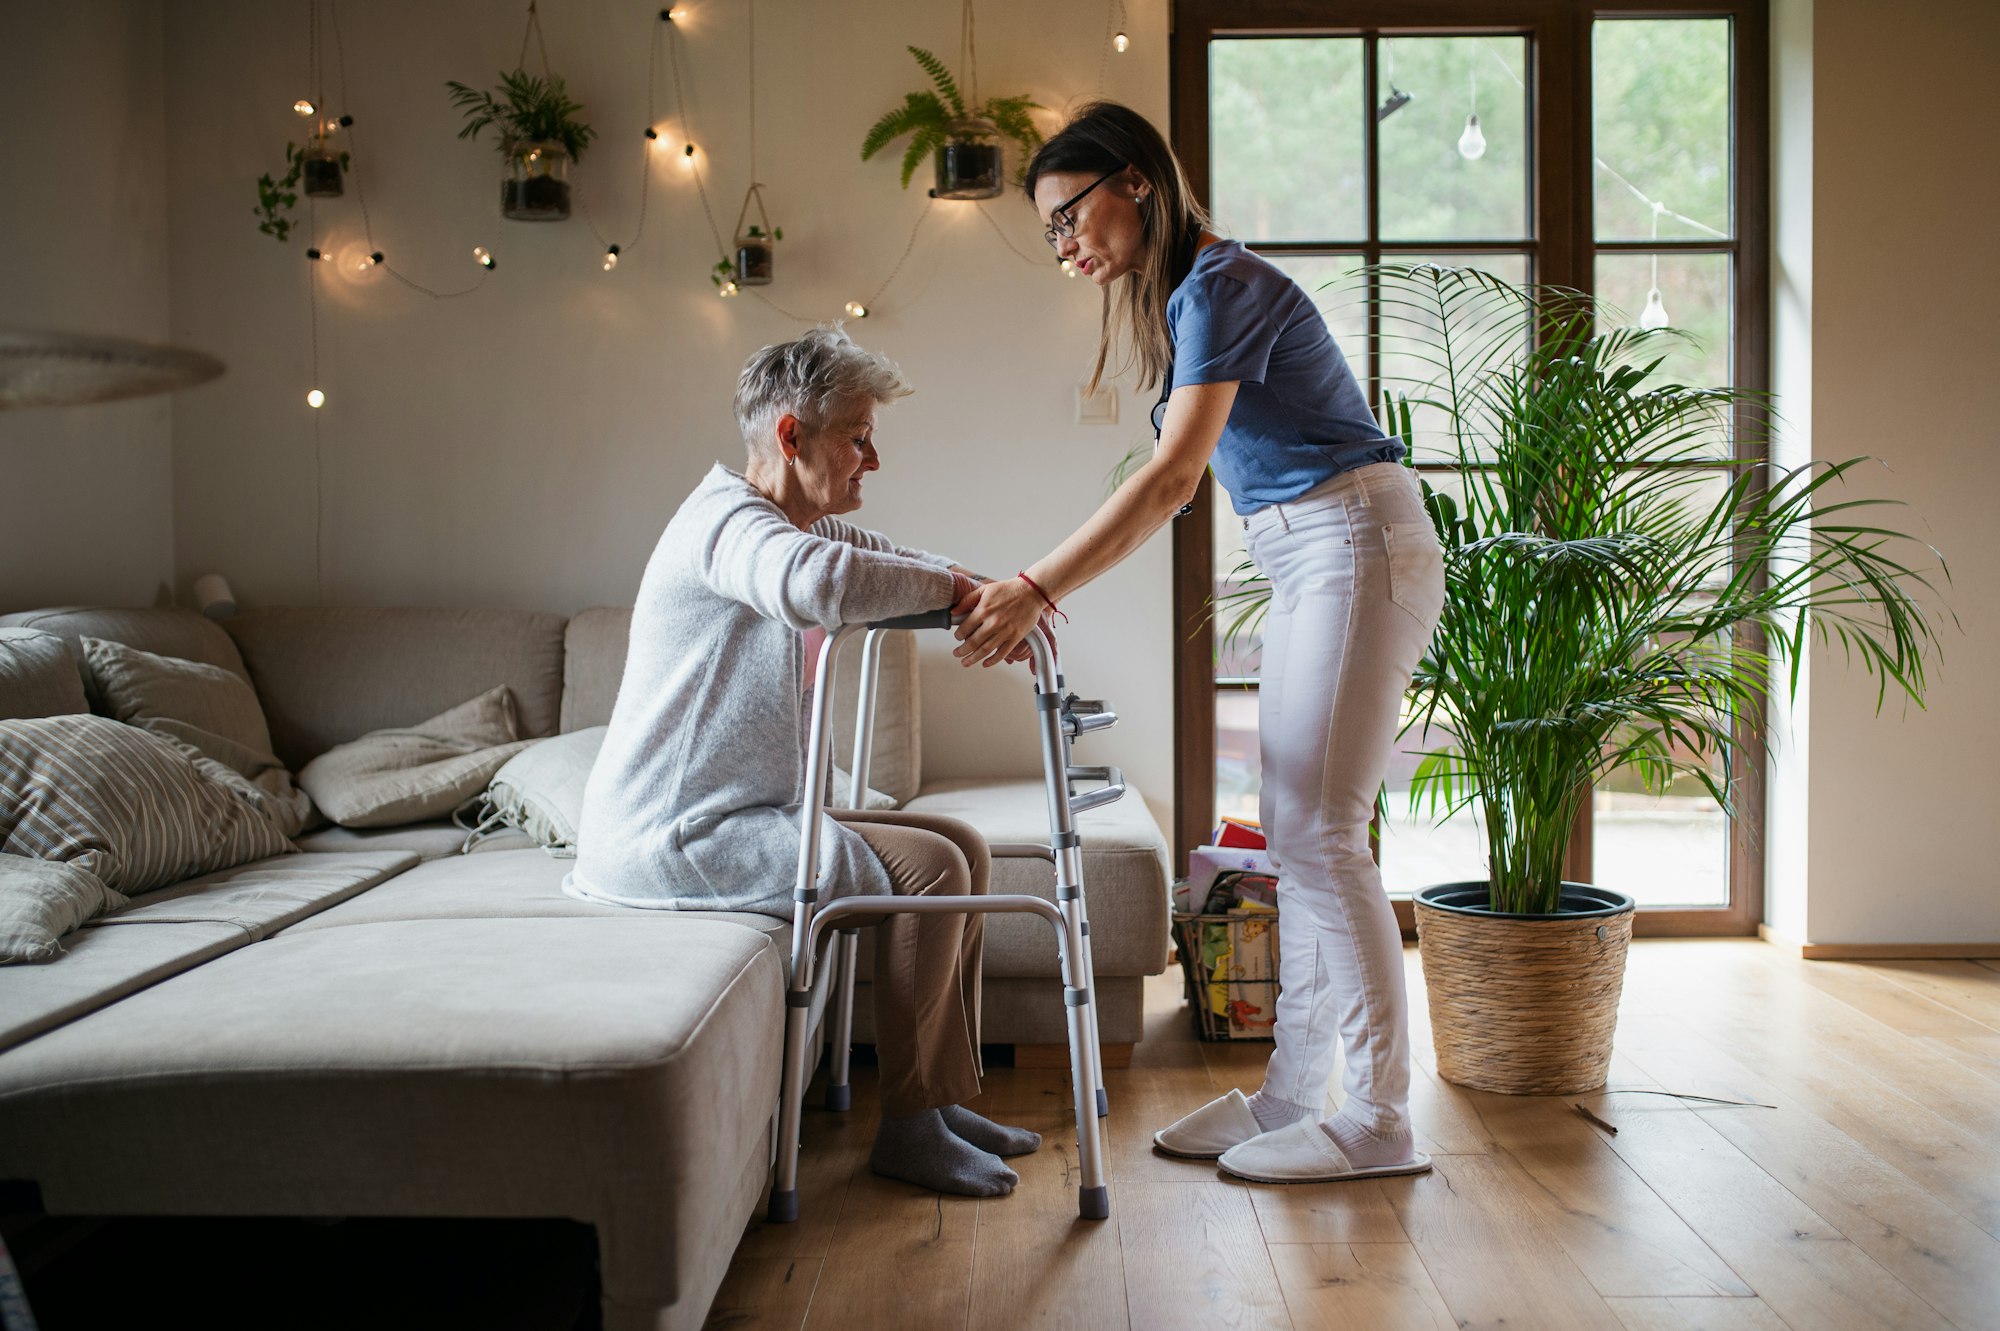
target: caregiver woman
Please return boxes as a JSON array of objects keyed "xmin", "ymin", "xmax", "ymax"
[{"xmin": 952, "ymin": 102, "xmax": 1446, "ymax": 1184}]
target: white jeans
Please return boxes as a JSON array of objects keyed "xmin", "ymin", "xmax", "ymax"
[{"xmin": 1244, "ymin": 462, "xmax": 1445, "ymax": 1131}]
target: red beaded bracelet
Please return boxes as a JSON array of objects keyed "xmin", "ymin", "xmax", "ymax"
[{"xmin": 1017, "ymin": 572, "xmax": 1069, "ymax": 623}]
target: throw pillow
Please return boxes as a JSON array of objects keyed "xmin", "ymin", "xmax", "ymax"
[
  {"xmin": 0, "ymin": 628, "xmax": 89, "ymax": 721},
  {"xmin": 0, "ymin": 854, "xmax": 129, "ymax": 964},
  {"xmin": 0, "ymin": 715, "xmax": 293, "ymax": 905},
  {"xmin": 297, "ymin": 686, "xmax": 535, "ymax": 829},
  {"xmin": 79, "ymin": 636, "xmax": 312, "ymax": 837}
]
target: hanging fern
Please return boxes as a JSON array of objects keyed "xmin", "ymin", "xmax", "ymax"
[
  {"xmin": 859, "ymin": 47, "xmax": 1042, "ymax": 190},
  {"xmin": 446, "ymin": 69, "xmax": 595, "ymax": 162}
]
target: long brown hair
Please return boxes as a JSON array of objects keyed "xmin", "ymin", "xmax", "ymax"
[{"xmin": 1024, "ymin": 102, "xmax": 1211, "ymax": 394}]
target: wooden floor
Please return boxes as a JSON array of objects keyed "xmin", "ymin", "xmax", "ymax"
[{"xmin": 704, "ymin": 941, "xmax": 2000, "ymax": 1331}]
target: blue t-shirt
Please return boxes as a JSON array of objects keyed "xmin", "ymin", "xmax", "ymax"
[{"xmin": 1160, "ymin": 240, "xmax": 1402, "ymax": 515}]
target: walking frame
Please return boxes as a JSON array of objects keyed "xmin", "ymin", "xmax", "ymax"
[{"xmin": 768, "ymin": 610, "xmax": 1121, "ymax": 1223}]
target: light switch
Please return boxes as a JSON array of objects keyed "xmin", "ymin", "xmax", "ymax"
[{"xmin": 1075, "ymin": 382, "xmax": 1118, "ymax": 426}]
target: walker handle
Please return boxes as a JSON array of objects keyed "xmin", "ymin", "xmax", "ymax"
[{"xmin": 864, "ymin": 610, "xmax": 958, "ymax": 632}]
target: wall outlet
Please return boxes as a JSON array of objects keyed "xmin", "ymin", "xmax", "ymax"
[{"xmin": 1075, "ymin": 382, "xmax": 1118, "ymax": 426}]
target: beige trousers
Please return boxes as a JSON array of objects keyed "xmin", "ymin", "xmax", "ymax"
[{"xmin": 832, "ymin": 809, "xmax": 989, "ymax": 1116}]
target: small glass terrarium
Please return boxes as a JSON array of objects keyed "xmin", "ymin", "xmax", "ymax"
[
  {"xmin": 502, "ymin": 139, "xmax": 571, "ymax": 221},
  {"xmin": 301, "ymin": 139, "xmax": 344, "ymax": 198},
  {"xmin": 933, "ymin": 117, "xmax": 1004, "ymax": 200},
  {"xmin": 730, "ymin": 184, "xmax": 781, "ymax": 286}
]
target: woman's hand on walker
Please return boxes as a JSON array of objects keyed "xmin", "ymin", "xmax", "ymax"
[{"xmin": 953, "ymin": 576, "xmax": 1050, "ymax": 668}]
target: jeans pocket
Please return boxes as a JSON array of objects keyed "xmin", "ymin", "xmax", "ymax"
[{"xmin": 1383, "ymin": 521, "xmax": 1445, "ymax": 630}]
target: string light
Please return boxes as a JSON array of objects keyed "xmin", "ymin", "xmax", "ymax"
[
  {"xmin": 356, "ymin": 250, "xmax": 384, "ymax": 271},
  {"xmin": 293, "ymin": 98, "xmax": 316, "ymax": 117},
  {"xmin": 1638, "ymin": 201, "xmax": 1670, "ymax": 328},
  {"xmin": 843, "ymin": 300, "xmax": 868, "ymax": 318},
  {"xmin": 663, "ymin": 5, "xmax": 688, "ymax": 20},
  {"xmin": 307, "ymin": 388, "xmax": 325, "ymax": 408},
  {"xmin": 644, "ymin": 127, "xmax": 659, "ymax": 141},
  {"xmin": 682, "ymin": 142, "xmax": 697, "ymax": 169},
  {"xmin": 472, "ymin": 245, "xmax": 496, "ymax": 269},
  {"xmin": 1112, "ymin": 31, "xmax": 1129, "ymax": 53},
  {"xmin": 1059, "ymin": 258, "xmax": 1078, "ymax": 278},
  {"xmin": 718, "ymin": 279, "xmax": 739, "ymax": 297},
  {"xmin": 602, "ymin": 244, "xmax": 620, "ymax": 271},
  {"xmin": 1458, "ymin": 67, "xmax": 1486, "ymax": 160},
  {"xmin": 305, "ymin": 247, "xmax": 329, "ymax": 261}
]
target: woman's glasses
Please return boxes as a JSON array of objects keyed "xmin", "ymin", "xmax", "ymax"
[{"xmin": 1043, "ymin": 166, "xmax": 1127, "ymax": 250}]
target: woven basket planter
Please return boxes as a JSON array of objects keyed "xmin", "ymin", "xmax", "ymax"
[{"xmin": 1413, "ymin": 882, "xmax": 1636, "ymax": 1095}]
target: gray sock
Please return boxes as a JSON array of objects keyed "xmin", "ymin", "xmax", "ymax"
[
  {"xmin": 870, "ymin": 1109, "xmax": 1019, "ymax": 1197},
  {"xmin": 940, "ymin": 1104, "xmax": 1042, "ymax": 1158}
]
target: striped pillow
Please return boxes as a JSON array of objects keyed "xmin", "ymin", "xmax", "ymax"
[{"xmin": 0, "ymin": 715, "xmax": 293, "ymax": 897}]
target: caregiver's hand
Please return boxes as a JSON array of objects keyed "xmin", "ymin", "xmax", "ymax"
[{"xmin": 953, "ymin": 575, "xmax": 1051, "ymax": 669}]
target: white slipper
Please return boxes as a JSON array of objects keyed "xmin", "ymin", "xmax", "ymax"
[
  {"xmin": 1217, "ymin": 1119, "xmax": 1433, "ymax": 1184},
  {"xmin": 1151, "ymin": 1089, "xmax": 1265, "ymax": 1159}
]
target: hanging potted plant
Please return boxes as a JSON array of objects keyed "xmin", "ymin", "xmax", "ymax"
[
  {"xmin": 716, "ymin": 183, "xmax": 781, "ymax": 288},
  {"xmin": 859, "ymin": 46, "xmax": 1041, "ymax": 200},
  {"xmin": 445, "ymin": 69, "xmax": 595, "ymax": 221},
  {"xmin": 253, "ymin": 135, "xmax": 351, "ymax": 243},
  {"xmin": 1216, "ymin": 264, "xmax": 1947, "ymax": 1095}
]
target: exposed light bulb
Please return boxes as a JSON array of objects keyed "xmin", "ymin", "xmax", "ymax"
[
  {"xmin": 682, "ymin": 143, "xmax": 697, "ymax": 168},
  {"xmin": 1639, "ymin": 287, "xmax": 1670, "ymax": 329},
  {"xmin": 1457, "ymin": 113, "xmax": 1486, "ymax": 160},
  {"xmin": 472, "ymin": 246, "xmax": 495, "ymax": 269},
  {"xmin": 1112, "ymin": 31, "xmax": 1129, "ymax": 53},
  {"xmin": 603, "ymin": 245, "xmax": 620, "ymax": 271},
  {"xmin": 644, "ymin": 127, "xmax": 660, "ymax": 142},
  {"xmin": 306, "ymin": 247, "xmax": 326, "ymax": 262},
  {"xmin": 294, "ymin": 99, "xmax": 316, "ymax": 117},
  {"xmin": 307, "ymin": 388, "xmax": 325, "ymax": 408},
  {"xmin": 1059, "ymin": 258, "xmax": 1078, "ymax": 278},
  {"xmin": 666, "ymin": 5, "xmax": 689, "ymax": 19},
  {"xmin": 844, "ymin": 300, "xmax": 868, "ymax": 318},
  {"xmin": 719, "ymin": 280, "xmax": 739, "ymax": 298}
]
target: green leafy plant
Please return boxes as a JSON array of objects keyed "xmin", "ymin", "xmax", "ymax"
[
  {"xmin": 445, "ymin": 69, "xmax": 595, "ymax": 161},
  {"xmin": 714, "ymin": 224, "xmax": 784, "ymax": 288},
  {"xmin": 253, "ymin": 142, "xmax": 346, "ymax": 243},
  {"xmin": 859, "ymin": 46, "xmax": 1042, "ymax": 188},
  {"xmin": 1216, "ymin": 265, "xmax": 1948, "ymax": 915}
]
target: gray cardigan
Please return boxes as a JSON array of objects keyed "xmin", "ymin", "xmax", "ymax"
[{"xmin": 568, "ymin": 464, "xmax": 957, "ymax": 916}]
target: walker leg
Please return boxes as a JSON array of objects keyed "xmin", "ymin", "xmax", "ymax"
[
  {"xmin": 1079, "ymin": 917, "xmax": 1108, "ymax": 1117},
  {"xmin": 1060, "ymin": 916, "xmax": 1111, "ymax": 1221},
  {"xmin": 769, "ymin": 994, "xmax": 812, "ymax": 1223},
  {"xmin": 826, "ymin": 930, "xmax": 859, "ymax": 1111}
]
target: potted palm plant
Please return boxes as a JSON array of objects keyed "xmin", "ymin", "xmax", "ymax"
[
  {"xmin": 1219, "ymin": 264, "xmax": 1946, "ymax": 1095},
  {"xmin": 860, "ymin": 47, "xmax": 1041, "ymax": 200},
  {"xmin": 446, "ymin": 70, "xmax": 595, "ymax": 221}
]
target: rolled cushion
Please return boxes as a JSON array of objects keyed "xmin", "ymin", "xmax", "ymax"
[
  {"xmin": 0, "ymin": 715, "xmax": 293, "ymax": 901},
  {"xmin": 80, "ymin": 636, "xmax": 310, "ymax": 837},
  {"xmin": 0, "ymin": 855, "xmax": 128, "ymax": 964},
  {"xmin": 297, "ymin": 686, "xmax": 534, "ymax": 829},
  {"xmin": 0, "ymin": 628, "xmax": 89, "ymax": 721}
]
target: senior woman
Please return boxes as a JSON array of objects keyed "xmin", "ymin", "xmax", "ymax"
[{"xmin": 568, "ymin": 325, "xmax": 1041, "ymax": 1199}]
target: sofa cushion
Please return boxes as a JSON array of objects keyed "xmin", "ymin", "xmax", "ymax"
[
  {"xmin": 0, "ymin": 715, "xmax": 294, "ymax": 897},
  {"xmin": 561, "ymin": 606, "xmax": 924, "ymax": 804},
  {"xmin": 282, "ymin": 847, "xmax": 789, "ymax": 946},
  {"xmin": 0, "ymin": 920, "xmax": 246, "ymax": 1052},
  {"xmin": 296, "ymin": 687, "xmax": 535, "ymax": 829},
  {"xmin": 473, "ymin": 725, "xmax": 605, "ymax": 852},
  {"xmin": 293, "ymin": 820, "xmax": 532, "ymax": 860},
  {"xmin": 225, "ymin": 607, "xmax": 567, "ymax": 769},
  {"xmin": 0, "ymin": 856, "xmax": 127, "ymax": 965},
  {"xmin": 96, "ymin": 850, "xmax": 417, "ymax": 940},
  {"xmin": 0, "ymin": 628, "xmax": 89, "ymax": 720},
  {"xmin": 898, "ymin": 776, "xmax": 1173, "ymax": 978},
  {"xmin": 79, "ymin": 636, "xmax": 311, "ymax": 837},
  {"xmin": 0, "ymin": 607, "xmax": 249, "ymax": 713},
  {"xmin": 0, "ymin": 915, "xmax": 786, "ymax": 1319}
]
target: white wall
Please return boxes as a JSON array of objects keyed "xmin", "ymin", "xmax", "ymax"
[
  {"xmin": 160, "ymin": 0, "xmax": 1173, "ymax": 827},
  {"xmin": 1803, "ymin": 0, "xmax": 2000, "ymax": 944},
  {"xmin": 0, "ymin": 0, "xmax": 175, "ymax": 611}
]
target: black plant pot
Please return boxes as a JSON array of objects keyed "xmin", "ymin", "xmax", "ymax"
[
  {"xmin": 302, "ymin": 155, "xmax": 343, "ymax": 199},
  {"xmin": 502, "ymin": 176, "xmax": 571, "ymax": 221},
  {"xmin": 932, "ymin": 140, "xmax": 1003, "ymax": 200},
  {"xmin": 735, "ymin": 241, "xmax": 773, "ymax": 285},
  {"xmin": 1416, "ymin": 881, "xmax": 1635, "ymax": 919}
]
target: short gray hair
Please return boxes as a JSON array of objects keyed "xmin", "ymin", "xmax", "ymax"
[{"xmin": 732, "ymin": 323, "xmax": 912, "ymax": 452}]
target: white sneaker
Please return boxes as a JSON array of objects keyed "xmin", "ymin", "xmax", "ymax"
[
  {"xmin": 1151, "ymin": 1089, "xmax": 1265, "ymax": 1159},
  {"xmin": 1217, "ymin": 1119, "xmax": 1433, "ymax": 1184}
]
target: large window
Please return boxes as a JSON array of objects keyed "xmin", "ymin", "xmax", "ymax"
[{"xmin": 1171, "ymin": 1, "xmax": 1769, "ymax": 936}]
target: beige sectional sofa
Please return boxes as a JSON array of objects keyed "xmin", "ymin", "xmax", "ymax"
[{"xmin": 0, "ymin": 603, "xmax": 1171, "ymax": 1329}]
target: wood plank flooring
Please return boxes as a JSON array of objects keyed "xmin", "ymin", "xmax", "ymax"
[{"xmin": 705, "ymin": 940, "xmax": 2000, "ymax": 1330}]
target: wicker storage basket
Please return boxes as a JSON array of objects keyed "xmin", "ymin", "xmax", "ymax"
[
  {"xmin": 1413, "ymin": 881, "xmax": 1635, "ymax": 1094},
  {"xmin": 1172, "ymin": 909, "xmax": 1281, "ymax": 1041}
]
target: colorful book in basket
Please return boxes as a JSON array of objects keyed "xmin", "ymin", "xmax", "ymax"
[{"xmin": 1213, "ymin": 817, "xmax": 1267, "ymax": 850}]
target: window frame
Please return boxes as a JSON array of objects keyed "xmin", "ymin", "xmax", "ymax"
[{"xmin": 1169, "ymin": 0, "xmax": 1771, "ymax": 938}]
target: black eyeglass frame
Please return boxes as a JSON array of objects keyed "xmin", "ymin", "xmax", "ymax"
[{"xmin": 1042, "ymin": 165, "xmax": 1128, "ymax": 250}]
